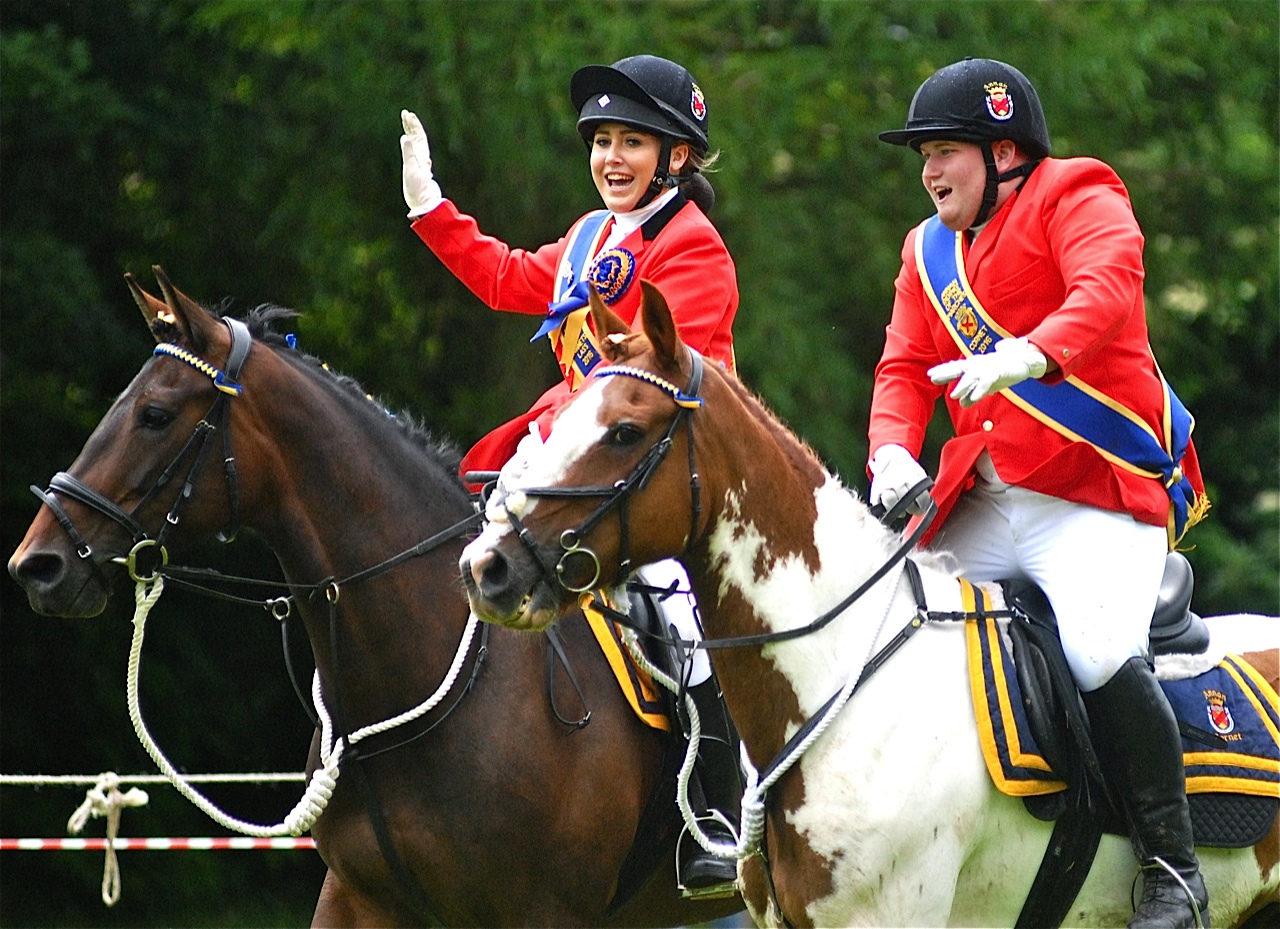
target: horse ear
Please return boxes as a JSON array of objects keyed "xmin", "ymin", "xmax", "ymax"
[
  {"xmin": 638, "ymin": 280, "xmax": 680, "ymax": 371},
  {"xmin": 588, "ymin": 285, "xmax": 634, "ymax": 363},
  {"xmin": 152, "ymin": 265, "xmax": 217, "ymax": 352},
  {"xmin": 125, "ymin": 273, "xmax": 176, "ymax": 341}
]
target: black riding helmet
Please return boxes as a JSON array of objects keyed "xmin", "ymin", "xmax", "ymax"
[
  {"xmin": 571, "ymin": 55, "xmax": 709, "ymax": 207},
  {"xmin": 880, "ymin": 58, "xmax": 1050, "ymax": 227}
]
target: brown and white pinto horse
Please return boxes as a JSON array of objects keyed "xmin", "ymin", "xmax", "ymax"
[
  {"xmin": 459, "ymin": 282, "xmax": 1280, "ymax": 928},
  {"xmin": 6, "ymin": 269, "xmax": 744, "ymax": 928}
]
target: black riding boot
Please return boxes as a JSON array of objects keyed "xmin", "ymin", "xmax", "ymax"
[
  {"xmin": 1083, "ymin": 657, "xmax": 1210, "ymax": 929},
  {"xmin": 679, "ymin": 678, "xmax": 743, "ymax": 893}
]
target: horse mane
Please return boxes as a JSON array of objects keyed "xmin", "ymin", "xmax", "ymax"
[
  {"xmin": 707, "ymin": 358, "xmax": 956, "ymax": 571},
  {"xmin": 151, "ymin": 301, "xmax": 463, "ymax": 477},
  {"xmin": 250, "ymin": 305, "xmax": 465, "ymax": 475},
  {"xmin": 710, "ymin": 360, "xmax": 833, "ymax": 483}
]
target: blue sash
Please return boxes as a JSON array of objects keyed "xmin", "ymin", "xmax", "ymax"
[
  {"xmin": 915, "ymin": 215, "xmax": 1204, "ymax": 543},
  {"xmin": 529, "ymin": 211, "xmax": 614, "ymax": 390}
]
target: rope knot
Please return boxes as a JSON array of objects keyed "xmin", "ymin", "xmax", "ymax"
[{"xmin": 66, "ymin": 772, "xmax": 150, "ymax": 906}]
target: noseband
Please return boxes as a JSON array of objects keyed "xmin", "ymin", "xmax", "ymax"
[
  {"xmin": 30, "ymin": 318, "xmax": 252, "ymax": 584},
  {"xmin": 504, "ymin": 349, "xmax": 705, "ymax": 593}
]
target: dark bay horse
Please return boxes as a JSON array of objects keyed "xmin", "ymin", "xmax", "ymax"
[
  {"xmin": 457, "ymin": 283, "xmax": 1279, "ymax": 927},
  {"xmin": 6, "ymin": 268, "xmax": 742, "ymax": 928}
]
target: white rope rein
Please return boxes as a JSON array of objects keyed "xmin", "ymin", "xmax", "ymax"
[
  {"xmin": 621, "ymin": 560, "xmax": 907, "ymax": 862},
  {"xmin": 124, "ymin": 574, "xmax": 480, "ymax": 838}
]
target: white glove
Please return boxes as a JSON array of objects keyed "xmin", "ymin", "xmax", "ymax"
[
  {"xmin": 868, "ymin": 444, "xmax": 931, "ymax": 516},
  {"xmin": 400, "ymin": 109, "xmax": 443, "ymax": 218},
  {"xmin": 927, "ymin": 337, "xmax": 1047, "ymax": 407}
]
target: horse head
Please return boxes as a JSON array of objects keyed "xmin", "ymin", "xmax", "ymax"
[
  {"xmin": 461, "ymin": 280, "xmax": 748, "ymax": 632},
  {"xmin": 9, "ymin": 267, "xmax": 259, "ymax": 616}
]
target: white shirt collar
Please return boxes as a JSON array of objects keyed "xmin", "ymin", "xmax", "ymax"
[{"xmin": 605, "ymin": 187, "xmax": 680, "ymax": 246}]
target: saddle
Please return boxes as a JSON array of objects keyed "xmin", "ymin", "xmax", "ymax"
[
  {"xmin": 1004, "ymin": 550, "xmax": 1204, "ymax": 812},
  {"xmin": 987, "ymin": 551, "xmax": 1278, "ymax": 927},
  {"xmin": 1003, "ymin": 551, "xmax": 1275, "ymax": 842}
]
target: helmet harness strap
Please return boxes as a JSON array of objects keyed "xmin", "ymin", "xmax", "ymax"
[
  {"xmin": 971, "ymin": 141, "xmax": 1042, "ymax": 228},
  {"xmin": 637, "ymin": 136, "xmax": 680, "ymax": 209}
]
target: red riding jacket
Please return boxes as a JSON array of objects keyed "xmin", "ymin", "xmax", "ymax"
[
  {"xmin": 868, "ymin": 157, "xmax": 1205, "ymax": 543},
  {"xmin": 412, "ymin": 193, "xmax": 738, "ymax": 475}
]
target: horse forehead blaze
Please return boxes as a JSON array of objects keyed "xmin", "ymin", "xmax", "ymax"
[
  {"xmin": 473, "ymin": 383, "xmax": 611, "ymax": 540},
  {"xmin": 523, "ymin": 382, "xmax": 609, "ymax": 489}
]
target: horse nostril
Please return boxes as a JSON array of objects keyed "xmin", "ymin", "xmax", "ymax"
[
  {"xmin": 9, "ymin": 551, "xmax": 67, "ymax": 590},
  {"xmin": 471, "ymin": 548, "xmax": 511, "ymax": 598}
]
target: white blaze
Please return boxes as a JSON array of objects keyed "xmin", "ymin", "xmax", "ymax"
[{"xmin": 463, "ymin": 380, "xmax": 610, "ymax": 562}]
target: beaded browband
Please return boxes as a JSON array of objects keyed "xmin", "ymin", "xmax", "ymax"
[{"xmin": 154, "ymin": 342, "xmax": 244, "ymax": 396}]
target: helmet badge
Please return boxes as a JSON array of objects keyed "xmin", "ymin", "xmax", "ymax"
[
  {"xmin": 984, "ymin": 81, "xmax": 1013, "ymax": 121},
  {"xmin": 597, "ymin": 94, "xmax": 612, "ymax": 108},
  {"xmin": 690, "ymin": 82, "xmax": 707, "ymax": 121}
]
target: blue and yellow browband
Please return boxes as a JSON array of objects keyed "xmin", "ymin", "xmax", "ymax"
[
  {"xmin": 154, "ymin": 343, "xmax": 244, "ymax": 396},
  {"xmin": 594, "ymin": 365, "xmax": 703, "ymax": 409}
]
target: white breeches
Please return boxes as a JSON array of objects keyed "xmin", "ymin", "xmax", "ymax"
[
  {"xmin": 931, "ymin": 480, "xmax": 1167, "ymax": 692},
  {"xmin": 635, "ymin": 559, "xmax": 712, "ymax": 686}
]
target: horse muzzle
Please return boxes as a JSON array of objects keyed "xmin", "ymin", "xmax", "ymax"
[
  {"xmin": 459, "ymin": 537, "xmax": 567, "ymax": 632},
  {"xmin": 8, "ymin": 535, "xmax": 112, "ymax": 618}
]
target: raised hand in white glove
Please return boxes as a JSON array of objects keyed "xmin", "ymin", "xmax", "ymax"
[
  {"xmin": 868, "ymin": 444, "xmax": 931, "ymax": 516},
  {"xmin": 400, "ymin": 109, "xmax": 443, "ymax": 218},
  {"xmin": 927, "ymin": 337, "xmax": 1048, "ymax": 408}
]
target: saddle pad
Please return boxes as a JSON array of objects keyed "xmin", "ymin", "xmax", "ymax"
[
  {"xmin": 1166, "ymin": 653, "xmax": 1279, "ymax": 797},
  {"xmin": 963, "ymin": 580, "xmax": 1067, "ymax": 797},
  {"xmin": 581, "ymin": 593, "xmax": 670, "ymax": 732},
  {"xmin": 965, "ymin": 587, "xmax": 1280, "ymax": 803}
]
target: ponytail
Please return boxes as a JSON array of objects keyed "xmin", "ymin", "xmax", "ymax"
[
  {"xmin": 678, "ymin": 147, "xmax": 720, "ymax": 215},
  {"xmin": 681, "ymin": 173, "xmax": 716, "ymax": 214}
]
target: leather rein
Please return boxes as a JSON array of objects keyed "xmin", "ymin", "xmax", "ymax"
[{"xmin": 495, "ymin": 346, "xmax": 952, "ymax": 652}]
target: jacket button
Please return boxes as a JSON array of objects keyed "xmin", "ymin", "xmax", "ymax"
[{"xmin": 982, "ymin": 420, "xmax": 994, "ymax": 432}]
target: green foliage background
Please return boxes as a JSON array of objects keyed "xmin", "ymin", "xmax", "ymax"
[{"xmin": 1, "ymin": 1, "xmax": 1275, "ymax": 925}]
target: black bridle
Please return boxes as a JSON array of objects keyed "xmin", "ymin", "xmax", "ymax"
[
  {"xmin": 30, "ymin": 318, "xmax": 253, "ymax": 585},
  {"xmin": 501, "ymin": 349, "xmax": 706, "ymax": 594}
]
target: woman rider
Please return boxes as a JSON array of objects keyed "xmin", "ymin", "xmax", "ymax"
[{"xmin": 400, "ymin": 54, "xmax": 740, "ymax": 892}]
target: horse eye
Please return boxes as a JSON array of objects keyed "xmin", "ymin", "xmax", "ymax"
[
  {"xmin": 139, "ymin": 406, "xmax": 174, "ymax": 430},
  {"xmin": 606, "ymin": 423, "xmax": 645, "ymax": 447}
]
